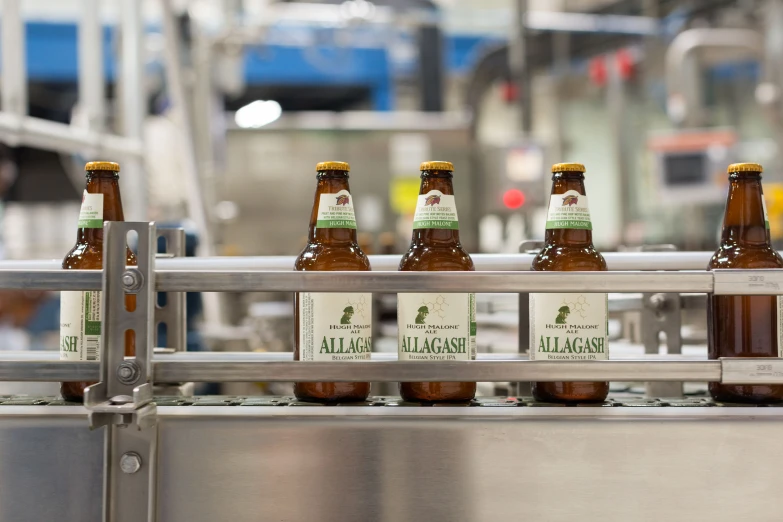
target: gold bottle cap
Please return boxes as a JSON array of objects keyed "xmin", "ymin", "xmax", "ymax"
[
  {"xmin": 728, "ymin": 162, "xmax": 763, "ymax": 173},
  {"xmin": 85, "ymin": 161, "xmax": 120, "ymax": 172},
  {"xmin": 420, "ymin": 161, "xmax": 454, "ymax": 172},
  {"xmin": 551, "ymin": 162, "xmax": 586, "ymax": 173},
  {"xmin": 316, "ymin": 161, "xmax": 350, "ymax": 172}
]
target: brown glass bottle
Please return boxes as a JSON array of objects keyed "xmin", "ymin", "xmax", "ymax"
[
  {"xmin": 294, "ymin": 161, "xmax": 372, "ymax": 403},
  {"xmin": 530, "ymin": 163, "xmax": 608, "ymax": 403},
  {"xmin": 708, "ymin": 162, "xmax": 783, "ymax": 403},
  {"xmin": 60, "ymin": 161, "xmax": 137, "ymax": 402},
  {"xmin": 398, "ymin": 161, "xmax": 476, "ymax": 403}
]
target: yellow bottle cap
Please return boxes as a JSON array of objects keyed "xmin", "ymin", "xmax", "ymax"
[
  {"xmin": 316, "ymin": 161, "xmax": 350, "ymax": 172},
  {"xmin": 728, "ymin": 162, "xmax": 763, "ymax": 173},
  {"xmin": 551, "ymin": 162, "xmax": 586, "ymax": 173},
  {"xmin": 420, "ymin": 161, "xmax": 454, "ymax": 172},
  {"xmin": 85, "ymin": 161, "xmax": 120, "ymax": 172}
]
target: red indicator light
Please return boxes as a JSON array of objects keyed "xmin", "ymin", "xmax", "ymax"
[{"xmin": 503, "ymin": 189, "xmax": 525, "ymax": 209}]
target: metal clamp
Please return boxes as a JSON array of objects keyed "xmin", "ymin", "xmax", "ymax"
[
  {"xmin": 85, "ymin": 222, "xmax": 157, "ymax": 429},
  {"xmin": 154, "ymin": 228, "xmax": 186, "ymax": 353}
]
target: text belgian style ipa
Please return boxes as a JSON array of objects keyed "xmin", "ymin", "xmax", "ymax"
[
  {"xmin": 530, "ymin": 163, "xmax": 609, "ymax": 403},
  {"xmin": 294, "ymin": 161, "xmax": 372, "ymax": 403},
  {"xmin": 398, "ymin": 161, "xmax": 477, "ymax": 403},
  {"xmin": 60, "ymin": 161, "xmax": 137, "ymax": 402},
  {"xmin": 708, "ymin": 162, "xmax": 783, "ymax": 403}
]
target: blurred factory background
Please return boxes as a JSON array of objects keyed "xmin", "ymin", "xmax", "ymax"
[{"xmin": 0, "ymin": 0, "xmax": 781, "ymax": 395}]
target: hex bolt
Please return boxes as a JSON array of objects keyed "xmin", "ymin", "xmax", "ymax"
[
  {"xmin": 120, "ymin": 452, "xmax": 142, "ymax": 474},
  {"xmin": 122, "ymin": 268, "xmax": 144, "ymax": 293},
  {"xmin": 116, "ymin": 361, "xmax": 141, "ymax": 385},
  {"xmin": 648, "ymin": 293, "xmax": 668, "ymax": 311}
]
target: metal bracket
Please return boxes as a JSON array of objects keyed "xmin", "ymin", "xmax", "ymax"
[
  {"xmin": 642, "ymin": 292, "xmax": 683, "ymax": 398},
  {"xmin": 84, "ymin": 221, "xmax": 158, "ymax": 522},
  {"xmin": 154, "ymin": 228, "xmax": 186, "ymax": 353}
]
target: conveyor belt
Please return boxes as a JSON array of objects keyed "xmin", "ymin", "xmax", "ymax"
[{"xmin": 4, "ymin": 395, "xmax": 779, "ymax": 407}]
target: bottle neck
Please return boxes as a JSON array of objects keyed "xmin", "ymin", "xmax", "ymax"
[
  {"xmin": 410, "ymin": 170, "xmax": 461, "ymax": 246},
  {"xmin": 720, "ymin": 172, "xmax": 770, "ymax": 247},
  {"xmin": 308, "ymin": 171, "xmax": 358, "ymax": 244},
  {"xmin": 544, "ymin": 172, "xmax": 594, "ymax": 248},
  {"xmin": 79, "ymin": 171, "xmax": 125, "ymax": 244}
]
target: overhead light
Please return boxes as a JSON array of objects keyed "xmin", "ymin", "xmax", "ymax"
[{"xmin": 235, "ymin": 100, "xmax": 282, "ymax": 129}]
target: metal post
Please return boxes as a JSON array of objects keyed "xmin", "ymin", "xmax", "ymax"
[
  {"xmin": 119, "ymin": 0, "xmax": 147, "ymax": 221},
  {"xmin": 160, "ymin": 0, "xmax": 214, "ymax": 256},
  {"xmin": 79, "ymin": 0, "xmax": 105, "ymax": 131},
  {"xmin": 155, "ymin": 228, "xmax": 186, "ymax": 353},
  {"xmin": 1, "ymin": 0, "xmax": 27, "ymax": 119},
  {"xmin": 85, "ymin": 222, "xmax": 158, "ymax": 522},
  {"xmin": 510, "ymin": 0, "xmax": 531, "ymax": 136}
]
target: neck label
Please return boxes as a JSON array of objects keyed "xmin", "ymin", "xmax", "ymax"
[
  {"xmin": 413, "ymin": 190, "xmax": 459, "ymax": 230},
  {"xmin": 316, "ymin": 190, "xmax": 357, "ymax": 229},
  {"xmin": 298, "ymin": 292, "xmax": 372, "ymax": 361},
  {"xmin": 545, "ymin": 189, "xmax": 592, "ymax": 230},
  {"xmin": 78, "ymin": 191, "xmax": 104, "ymax": 229},
  {"xmin": 529, "ymin": 293, "xmax": 608, "ymax": 361}
]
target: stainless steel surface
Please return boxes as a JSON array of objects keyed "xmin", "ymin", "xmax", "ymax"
[
  {"xmin": 721, "ymin": 358, "xmax": 783, "ymax": 384},
  {"xmin": 154, "ymin": 270, "xmax": 715, "ymax": 293},
  {"xmin": 155, "ymin": 229, "xmax": 187, "ymax": 352},
  {"xmin": 0, "ymin": 360, "xmax": 97, "ymax": 381},
  {"xmin": 0, "ymin": 402, "xmax": 781, "ymax": 521},
  {"xmin": 153, "ymin": 358, "xmax": 721, "ymax": 383}
]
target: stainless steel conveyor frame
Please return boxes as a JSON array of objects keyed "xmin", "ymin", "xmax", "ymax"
[{"xmin": 5, "ymin": 221, "xmax": 783, "ymax": 522}]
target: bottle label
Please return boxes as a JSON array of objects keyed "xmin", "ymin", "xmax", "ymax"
[
  {"xmin": 78, "ymin": 191, "xmax": 104, "ymax": 229},
  {"xmin": 298, "ymin": 292, "xmax": 372, "ymax": 361},
  {"xmin": 529, "ymin": 293, "xmax": 608, "ymax": 360},
  {"xmin": 763, "ymin": 197, "xmax": 770, "ymax": 230},
  {"xmin": 412, "ymin": 190, "xmax": 459, "ymax": 230},
  {"xmin": 316, "ymin": 190, "xmax": 357, "ymax": 229},
  {"xmin": 60, "ymin": 291, "xmax": 102, "ymax": 361},
  {"xmin": 545, "ymin": 189, "xmax": 592, "ymax": 230},
  {"xmin": 398, "ymin": 293, "xmax": 477, "ymax": 361}
]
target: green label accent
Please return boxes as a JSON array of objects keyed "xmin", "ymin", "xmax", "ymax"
[
  {"xmin": 78, "ymin": 218, "xmax": 104, "ymax": 229},
  {"xmin": 545, "ymin": 220, "xmax": 593, "ymax": 230},
  {"xmin": 412, "ymin": 220, "xmax": 459, "ymax": 230},
  {"xmin": 84, "ymin": 291, "xmax": 101, "ymax": 336},
  {"xmin": 316, "ymin": 219, "xmax": 357, "ymax": 229}
]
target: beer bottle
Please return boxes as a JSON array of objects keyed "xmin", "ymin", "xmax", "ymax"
[
  {"xmin": 294, "ymin": 161, "xmax": 372, "ymax": 402},
  {"xmin": 398, "ymin": 161, "xmax": 476, "ymax": 403},
  {"xmin": 530, "ymin": 163, "xmax": 608, "ymax": 403},
  {"xmin": 708, "ymin": 162, "xmax": 783, "ymax": 403},
  {"xmin": 60, "ymin": 161, "xmax": 137, "ymax": 402}
]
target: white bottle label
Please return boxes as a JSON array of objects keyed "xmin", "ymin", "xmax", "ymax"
[
  {"xmin": 60, "ymin": 290, "xmax": 102, "ymax": 361},
  {"xmin": 412, "ymin": 190, "xmax": 459, "ymax": 230},
  {"xmin": 398, "ymin": 293, "xmax": 476, "ymax": 361},
  {"xmin": 529, "ymin": 293, "xmax": 608, "ymax": 360},
  {"xmin": 316, "ymin": 190, "xmax": 357, "ymax": 229},
  {"xmin": 298, "ymin": 292, "xmax": 372, "ymax": 361},
  {"xmin": 545, "ymin": 189, "xmax": 592, "ymax": 230},
  {"xmin": 78, "ymin": 191, "xmax": 104, "ymax": 229}
]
